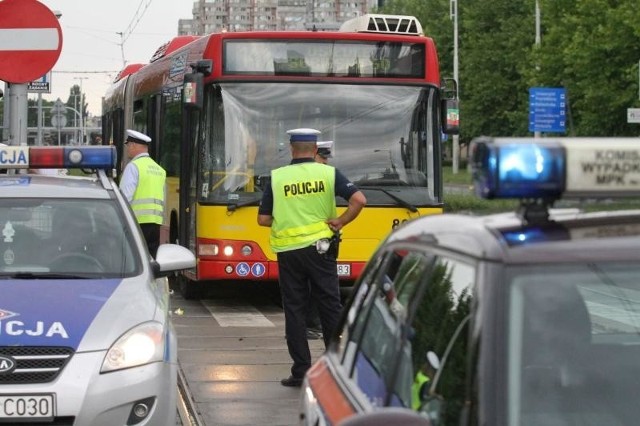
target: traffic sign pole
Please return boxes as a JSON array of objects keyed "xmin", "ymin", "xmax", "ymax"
[
  {"xmin": 8, "ymin": 83, "xmax": 27, "ymax": 146},
  {"xmin": 0, "ymin": 0, "xmax": 63, "ymax": 146}
]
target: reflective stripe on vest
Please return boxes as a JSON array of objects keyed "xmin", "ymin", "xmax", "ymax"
[
  {"xmin": 131, "ymin": 156, "xmax": 166, "ymax": 225},
  {"xmin": 270, "ymin": 162, "xmax": 336, "ymax": 252}
]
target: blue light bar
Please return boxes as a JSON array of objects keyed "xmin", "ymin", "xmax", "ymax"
[
  {"xmin": 0, "ymin": 146, "xmax": 117, "ymax": 170},
  {"xmin": 61, "ymin": 146, "xmax": 116, "ymax": 169},
  {"xmin": 472, "ymin": 137, "xmax": 640, "ymax": 200},
  {"xmin": 471, "ymin": 138, "xmax": 565, "ymax": 199}
]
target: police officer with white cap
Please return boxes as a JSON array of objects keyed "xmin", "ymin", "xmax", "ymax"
[
  {"xmin": 119, "ymin": 129, "xmax": 166, "ymax": 257},
  {"xmin": 258, "ymin": 128, "xmax": 366, "ymax": 387},
  {"xmin": 306, "ymin": 139, "xmax": 334, "ymax": 339},
  {"xmin": 315, "ymin": 140, "xmax": 333, "ymax": 164}
]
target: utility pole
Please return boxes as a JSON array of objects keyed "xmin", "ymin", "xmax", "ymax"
[
  {"xmin": 1, "ymin": 83, "xmax": 9, "ymax": 143},
  {"xmin": 117, "ymin": 32, "xmax": 126, "ymax": 67},
  {"xmin": 534, "ymin": 0, "xmax": 541, "ymax": 138},
  {"xmin": 451, "ymin": 0, "xmax": 460, "ymax": 173},
  {"xmin": 75, "ymin": 77, "xmax": 88, "ymax": 144}
]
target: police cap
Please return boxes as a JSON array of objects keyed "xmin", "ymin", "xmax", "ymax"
[
  {"xmin": 126, "ymin": 129, "xmax": 152, "ymax": 145},
  {"xmin": 316, "ymin": 140, "xmax": 333, "ymax": 158},
  {"xmin": 286, "ymin": 128, "xmax": 321, "ymax": 143}
]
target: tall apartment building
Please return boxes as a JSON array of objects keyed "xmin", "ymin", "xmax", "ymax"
[{"xmin": 178, "ymin": 0, "xmax": 378, "ymax": 35}]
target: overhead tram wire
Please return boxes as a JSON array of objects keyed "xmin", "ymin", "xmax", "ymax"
[{"xmin": 117, "ymin": 0, "xmax": 155, "ymax": 66}]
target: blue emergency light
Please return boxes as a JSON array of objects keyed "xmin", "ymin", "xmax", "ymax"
[
  {"xmin": 0, "ymin": 146, "xmax": 116, "ymax": 170},
  {"xmin": 471, "ymin": 137, "xmax": 640, "ymax": 200},
  {"xmin": 472, "ymin": 138, "xmax": 565, "ymax": 199}
]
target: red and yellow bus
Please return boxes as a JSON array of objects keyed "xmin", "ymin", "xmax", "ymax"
[{"xmin": 102, "ymin": 14, "xmax": 458, "ymax": 298}]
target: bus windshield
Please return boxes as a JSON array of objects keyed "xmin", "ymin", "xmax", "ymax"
[{"xmin": 199, "ymin": 82, "xmax": 439, "ymax": 206}]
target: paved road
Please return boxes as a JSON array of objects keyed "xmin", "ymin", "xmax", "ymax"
[{"xmin": 171, "ymin": 281, "xmax": 324, "ymax": 426}]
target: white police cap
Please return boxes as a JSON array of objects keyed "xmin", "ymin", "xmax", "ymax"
[
  {"xmin": 126, "ymin": 129, "xmax": 151, "ymax": 144},
  {"xmin": 286, "ymin": 128, "xmax": 321, "ymax": 143},
  {"xmin": 317, "ymin": 141, "xmax": 333, "ymax": 150},
  {"xmin": 316, "ymin": 140, "xmax": 333, "ymax": 158}
]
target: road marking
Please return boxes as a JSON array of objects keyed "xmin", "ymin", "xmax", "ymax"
[{"xmin": 202, "ymin": 299, "xmax": 275, "ymax": 327}]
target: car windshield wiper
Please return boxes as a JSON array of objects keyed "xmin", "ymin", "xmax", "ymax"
[
  {"xmin": 227, "ymin": 197, "xmax": 262, "ymax": 212},
  {"xmin": 361, "ymin": 187, "xmax": 418, "ymax": 213},
  {"xmin": 0, "ymin": 272, "xmax": 92, "ymax": 279}
]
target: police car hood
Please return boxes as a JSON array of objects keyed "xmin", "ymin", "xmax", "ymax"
[{"xmin": 0, "ymin": 277, "xmax": 160, "ymax": 351}]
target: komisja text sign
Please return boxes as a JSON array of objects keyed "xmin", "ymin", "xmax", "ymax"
[{"xmin": 0, "ymin": 0, "xmax": 63, "ymax": 84}]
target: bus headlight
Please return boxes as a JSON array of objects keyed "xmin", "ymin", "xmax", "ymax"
[
  {"xmin": 241, "ymin": 245, "xmax": 252, "ymax": 256},
  {"xmin": 101, "ymin": 322, "xmax": 164, "ymax": 373},
  {"xmin": 223, "ymin": 245, "xmax": 234, "ymax": 256}
]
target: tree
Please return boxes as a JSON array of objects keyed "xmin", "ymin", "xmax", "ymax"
[
  {"xmin": 378, "ymin": 0, "xmax": 640, "ymax": 145},
  {"xmin": 65, "ymin": 84, "xmax": 88, "ymax": 143}
]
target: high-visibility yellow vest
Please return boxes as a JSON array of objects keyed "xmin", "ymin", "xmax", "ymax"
[
  {"xmin": 131, "ymin": 156, "xmax": 166, "ymax": 225},
  {"xmin": 270, "ymin": 162, "xmax": 336, "ymax": 252},
  {"xmin": 411, "ymin": 370, "xmax": 431, "ymax": 410}
]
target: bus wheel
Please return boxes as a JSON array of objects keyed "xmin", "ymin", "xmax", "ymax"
[{"xmin": 178, "ymin": 274, "xmax": 202, "ymax": 300}]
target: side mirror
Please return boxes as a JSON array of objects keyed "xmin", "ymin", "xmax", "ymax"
[
  {"xmin": 440, "ymin": 78, "xmax": 459, "ymax": 135},
  {"xmin": 441, "ymin": 98, "xmax": 460, "ymax": 135}
]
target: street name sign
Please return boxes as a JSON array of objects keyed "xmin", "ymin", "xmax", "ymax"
[
  {"xmin": 0, "ymin": 0, "xmax": 63, "ymax": 84},
  {"xmin": 28, "ymin": 71, "xmax": 52, "ymax": 93},
  {"xmin": 529, "ymin": 87, "xmax": 566, "ymax": 133}
]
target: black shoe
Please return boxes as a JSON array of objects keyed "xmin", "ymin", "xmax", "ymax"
[
  {"xmin": 306, "ymin": 329, "xmax": 323, "ymax": 340},
  {"xmin": 280, "ymin": 375, "xmax": 303, "ymax": 387}
]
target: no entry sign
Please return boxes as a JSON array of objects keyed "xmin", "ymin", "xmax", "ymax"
[{"xmin": 0, "ymin": 0, "xmax": 63, "ymax": 84}]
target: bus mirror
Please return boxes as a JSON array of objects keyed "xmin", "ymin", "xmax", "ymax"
[
  {"xmin": 183, "ymin": 72, "xmax": 204, "ymax": 109},
  {"xmin": 442, "ymin": 98, "xmax": 459, "ymax": 135}
]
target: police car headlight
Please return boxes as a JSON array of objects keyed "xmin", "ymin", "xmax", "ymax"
[{"xmin": 101, "ymin": 322, "xmax": 165, "ymax": 373}]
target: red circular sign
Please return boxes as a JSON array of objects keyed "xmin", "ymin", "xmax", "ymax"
[{"xmin": 0, "ymin": 0, "xmax": 63, "ymax": 84}]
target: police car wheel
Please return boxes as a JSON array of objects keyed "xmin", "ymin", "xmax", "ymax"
[{"xmin": 50, "ymin": 252, "xmax": 105, "ymax": 273}]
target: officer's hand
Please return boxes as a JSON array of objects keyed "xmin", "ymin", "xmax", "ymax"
[{"xmin": 326, "ymin": 218, "xmax": 342, "ymax": 232}]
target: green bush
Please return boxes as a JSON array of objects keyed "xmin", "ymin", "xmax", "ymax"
[{"xmin": 444, "ymin": 193, "xmax": 517, "ymax": 214}]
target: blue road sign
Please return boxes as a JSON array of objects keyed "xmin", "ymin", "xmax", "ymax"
[{"xmin": 529, "ymin": 87, "xmax": 566, "ymax": 133}]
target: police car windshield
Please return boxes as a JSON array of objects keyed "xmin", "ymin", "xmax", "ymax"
[
  {"xmin": 199, "ymin": 83, "xmax": 439, "ymax": 206},
  {"xmin": 0, "ymin": 200, "xmax": 139, "ymax": 277},
  {"xmin": 507, "ymin": 262, "xmax": 640, "ymax": 424}
]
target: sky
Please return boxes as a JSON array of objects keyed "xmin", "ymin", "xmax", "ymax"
[{"xmin": 35, "ymin": 0, "xmax": 195, "ymax": 117}]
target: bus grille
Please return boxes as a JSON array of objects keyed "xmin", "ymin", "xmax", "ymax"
[{"xmin": 0, "ymin": 346, "xmax": 74, "ymax": 384}]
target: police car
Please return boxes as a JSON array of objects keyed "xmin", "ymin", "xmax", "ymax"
[
  {"xmin": 0, "ymin": 146, "xmax": 195, "ymax": 425},
  {"xmin": 300, "ymin": 137, "xmax": 640, "ymax": 425}
]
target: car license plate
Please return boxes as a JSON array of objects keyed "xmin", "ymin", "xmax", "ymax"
[
  {"xmin": 337, "ymin": 264, "xmax": 351, "ymax": 276},
  {"xmin": 0, "ymin": 394, "xmax": 54, "ymax": 420}
]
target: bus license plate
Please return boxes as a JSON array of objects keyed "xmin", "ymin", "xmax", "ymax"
[
  {"xmin": 0, "ymin": 394, "xmax": 54, "ymax": 420},
  {"xmin": 337, "ymin": 264, "xmax": 351, "ymax": 276}
]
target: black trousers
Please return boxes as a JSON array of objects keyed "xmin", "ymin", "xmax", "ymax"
[
  {"xmin": 277, "ymin": 245, "xmax": 342, "ymax": 378},
  {"xmin": 140, "ymin": 223, "xmax": 160, "ymax": 258}
]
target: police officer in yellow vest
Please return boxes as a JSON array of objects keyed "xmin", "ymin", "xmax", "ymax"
[
  {"xmin": 258, "ymin": 128, "xmax": 366, "ymax": 387},
  {"xmin": 119, "ymin": 129, "xmax": 166, "ymax": 257}
]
